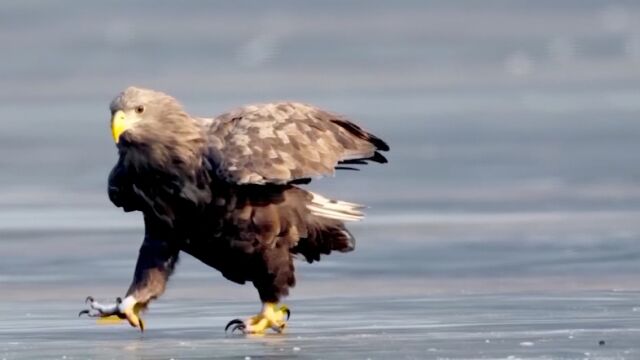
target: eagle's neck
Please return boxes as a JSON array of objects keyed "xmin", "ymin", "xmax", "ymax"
[
  {"xmin": 119, "ymin": 117, "xmax": 206, "ymax": 179},
  {"xmin": 116, "ymin": 125, "xmax": 212, "ymax": 222}
]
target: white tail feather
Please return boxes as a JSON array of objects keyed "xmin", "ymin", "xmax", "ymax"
[{"xmin": 307, "ymin": 192, "xmax": 364, "ymax": 221}]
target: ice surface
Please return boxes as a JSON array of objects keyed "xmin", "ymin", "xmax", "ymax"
[{"xmin": 1, "ymin": 294, "xmax": 639, "ymax": 359}]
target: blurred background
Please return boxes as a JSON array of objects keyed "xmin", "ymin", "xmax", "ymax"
[
  {"xmin": 1, "ymin": 0, "xmax": 639, "ymax": 301},
  {"xmin": 2, "ymin": 1, "xmax": 640, "ymax": 358}
]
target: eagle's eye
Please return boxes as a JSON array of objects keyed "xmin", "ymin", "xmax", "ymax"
[{"xmin": 135, "ymin": 105, "xmax": 145, "ymax": 114}]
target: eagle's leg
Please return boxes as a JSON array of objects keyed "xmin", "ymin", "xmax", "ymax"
[
  {"xmin": 79, "ymin": 216, "xmax": 179, "ymax": 331},
  {"xmin": 225, "ymin": 302, "xmax": 290, "ymax": 334},
  {"xmin": 225, "ymin": 248, "xmax": 295, "ymax": 334}
]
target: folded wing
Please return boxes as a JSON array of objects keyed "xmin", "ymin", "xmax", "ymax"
[{"xmin": 204, "ymin": 102, "xmax": 389, "ymax": 185}]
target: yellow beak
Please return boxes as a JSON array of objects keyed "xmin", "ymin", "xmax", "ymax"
[{"xmin": 111, "ymin": 110, "xmax": 130, "ymax": 143}]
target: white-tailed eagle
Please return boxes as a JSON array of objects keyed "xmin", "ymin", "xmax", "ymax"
[{"xmin": 79, "ymin": 87, "xmax": 389, "ymax": 334}]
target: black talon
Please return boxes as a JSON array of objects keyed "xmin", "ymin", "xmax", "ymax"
[
  {"xmin": 85, "ymin": 296, "xmax": 94, "ymax": 304},
  {"xmin": 231, "ymin": 323, "xmax": 245, "ymax": 334},
  {"xmin": 225, "ymin": 319, "xmax": 245, "ymax": 333},
  {"xmin": 78, "ymin": 309, "xmax": 90, "ymax": 317},
  {"xmin": 284, "ymin": 308, "xmax": 291, "ymax": 321},
  {"xmin": 274, "ymin": 323, "xmax": 286, "ymax": 333}
]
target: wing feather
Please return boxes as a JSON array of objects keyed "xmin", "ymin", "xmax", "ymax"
[{"xmin": 204, "ymin": 102, "xmax": 388, "ymax": 185}]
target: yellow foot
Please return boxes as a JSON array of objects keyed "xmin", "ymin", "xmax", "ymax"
[
  {"xmin": 78, "ymin": 296, "xmax": 146, "ymax": 332},
  {"xmin": 225, "ymin": 303, "xmax": 290, "ymax": 334}
]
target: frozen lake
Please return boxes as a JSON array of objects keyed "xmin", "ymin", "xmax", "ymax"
[
  {"xmin": 1, "ymin": 0, "xmax": 640, "ymax": 359},
  {"xmin": 1, "ymin": 293, "xmax": 639, "ymax": 359}
]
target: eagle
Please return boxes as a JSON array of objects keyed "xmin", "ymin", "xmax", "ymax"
[{"xmin": 79, "ymin": 87, "xmax": 389, "ymax": 334}]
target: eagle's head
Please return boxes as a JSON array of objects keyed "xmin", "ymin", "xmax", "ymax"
[
  {"xmin": 109, "ymin": 86, "xmax": 206, "ymax": 180},
  {"xmin": 109, "ymin": 86, "xmax": 192, "ymax": 145}
]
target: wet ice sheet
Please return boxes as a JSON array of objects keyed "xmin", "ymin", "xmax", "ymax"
[
  {"xmin": 2, "ymin": 203, "xmax": 637, "ymax": 359},
  {"xmin": 1, "ymin": 293, "xmax": 639, "ymax": 360}
]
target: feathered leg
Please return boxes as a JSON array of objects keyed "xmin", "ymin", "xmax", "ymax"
[{"xmin": 79, "ymin": 216, "xmax": 179, "ymax": 331}]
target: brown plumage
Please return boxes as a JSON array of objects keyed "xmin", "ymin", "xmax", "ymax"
[
  {"xmin": 81, "ymin": 86, "xmax": 389, "ymax": 333},
  {"xmin": 208, "ymin": 102, "xmax": 389, "ymax": 184}
]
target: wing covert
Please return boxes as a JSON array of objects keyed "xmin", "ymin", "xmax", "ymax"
[{"xmin": 205, "ymin": 102, "xmax": 388, "ymax": 185}]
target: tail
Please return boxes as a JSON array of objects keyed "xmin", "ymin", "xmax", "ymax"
[
  {"xmin": 306, "ymin": 192, "xmax": 364, "ymax": 221},
  {"xmin": 291, "ymin": 192, "xmax": 363, "ymax": 263}
]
